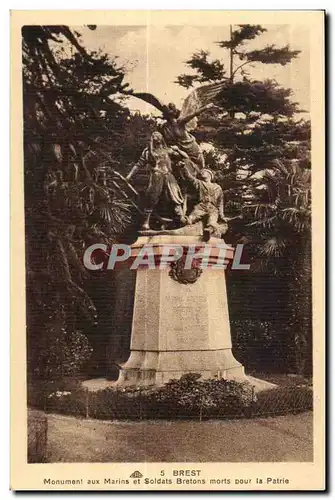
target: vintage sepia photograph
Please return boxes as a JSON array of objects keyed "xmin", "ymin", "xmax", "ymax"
[{"xmin": 11, "ymin": 10, "xmax": 325, "ymax": 491}]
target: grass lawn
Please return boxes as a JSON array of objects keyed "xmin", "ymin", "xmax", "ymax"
[{"xmin": 39, "ymin": 410, "xmax": 313, "ymax": 463}]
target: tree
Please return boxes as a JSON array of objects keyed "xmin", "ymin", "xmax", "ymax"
[
  {"xmin": 176, "ymin": 25, "xmax": 308, "ymax": 216},
  {"xmin": 176, "ymin": 25, "xmax": 311, "ymax": 374},
  {"xmin": 244, "ymin": 159, "xmax": 311, "ymax": 374},
  {"xmin": 22, "ymin": 26, "xmax": 149, "ymax": 378}
]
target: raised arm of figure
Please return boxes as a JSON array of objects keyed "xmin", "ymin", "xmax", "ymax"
[
  {"xmin": 218, "ymin": 188, "xmax": 225, "ymax": 221},
  {"xmin": 178, "ymin": 103, "xmax": 215, "ymax": 126},
  {"xmin": 126, "ymin": 148, "xmax": 148, "ymax": 181},
  {"xmin": 169, "ymin": 145, "xmax": 190, "ymax": 159},
  {"xmin": 181, "ymin": 163, "xmax": 200, "ymax": 189}
]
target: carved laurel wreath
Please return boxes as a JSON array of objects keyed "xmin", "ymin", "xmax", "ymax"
[{"xmin": 169, "ymin": 257, "xmax": 203, "ymax": 284}]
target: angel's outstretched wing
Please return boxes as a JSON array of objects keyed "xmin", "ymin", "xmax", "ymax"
[
  {"xmin": 179, "ymin": 81, "xmax": 226, "ymax": 130},
  {"xmin": 126, "ymin": 91, "xmax": 167, "ymax": 114}
]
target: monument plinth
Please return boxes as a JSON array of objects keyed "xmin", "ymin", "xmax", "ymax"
[
  {"xmin": 81, "ymin": 89, "xmax": 277, "ymax": 393},
  {"xmin": 115, "ymin": 233, "xmax": 246, "ymax": 387}
]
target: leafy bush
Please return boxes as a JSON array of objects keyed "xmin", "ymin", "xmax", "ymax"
[
  {"xmin": 28, "ymin": 373, "xmax": 313, "ymax": 421},
  {"xmin": 33, "ymin": 328, "xmax": 93, "ymax": 380},
  {"xmin": 89, "ymin": 387, "xmax": 142, "ymax": 420},
  {"xmin": 28, "ymin": 377, "xmax": 84, "ymax": 410},
  {"xmin": 46, "ymin": 388, "xmax": 88, "ymax": 418},
  {"xmin": 31, "ymin": 373, "xmax": 254, "ymax": 420},
  {"xmin": 87, "ymin": 373, "xmax": 254, "ymax": 420},
  {"xmin": 142, "ymin": 373, "xmax": 254, "ymax": 419},
  {"xmin": 231, "ymin": 319, "xmax": 286, "ymax": 372},
  {"xmin": 254, "ymin": 385, "xmax": 313, "ymax": 416},
  {"xmin": 28, "ymin": 378, "xmax": 88, "ymax": 418}
]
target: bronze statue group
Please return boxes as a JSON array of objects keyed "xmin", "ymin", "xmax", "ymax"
[{"xmin": 125, "ymin": 82, "xmax": 227, "ymax": 236}]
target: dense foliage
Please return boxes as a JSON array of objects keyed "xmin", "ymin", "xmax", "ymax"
[
  {"xmin": 23, "ymin": 26, "xmax": 153, "ymax": 378},
  {"xmin": 28, "ymin": 373, "xmax": 313, "ymax": 420},
  {"xmin": 24, "ymin": 25, "xmax": 312, "ymax": 381},
  {"xmin": 176, "ymin": 25, "xmax": 311, "ymax": 374}
]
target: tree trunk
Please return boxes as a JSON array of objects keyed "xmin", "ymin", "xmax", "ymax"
[{"xmin": 228, "ymin": 25, "xmax": 235, "ymax": 119}]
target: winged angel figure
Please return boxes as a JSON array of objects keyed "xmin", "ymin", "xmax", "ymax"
[{"xmin": 127, "ymin": 81, "xmax": 226, "ymax": 170}]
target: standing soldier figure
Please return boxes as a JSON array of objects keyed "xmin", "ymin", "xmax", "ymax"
[
  {"xmin": 181, "ymin": 166, "xmax": 226, "ymax": 237},
  {"xmin": 126, "ymin": 131, "xmax": 185, "ymax": 230}
]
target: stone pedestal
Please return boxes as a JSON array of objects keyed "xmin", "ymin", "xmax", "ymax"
[{"xmin": 115, "ymin": 234, "xmax": 246, "ymax": 387}]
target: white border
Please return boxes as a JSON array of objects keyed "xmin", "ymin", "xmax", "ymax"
[{"xmin": 4, "ymin": 3, "xmax": 329, "ymax": 498}]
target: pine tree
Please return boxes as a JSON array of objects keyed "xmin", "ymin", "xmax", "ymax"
[
  {"xmin": 176, "ymin": 25, "xmax": 311, "ymax": 374},
  {"xmin": 176, "ymin": 24, "xmax": 309, "ymax": 217}
]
